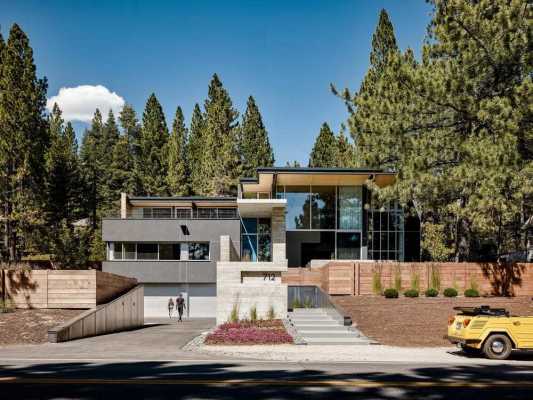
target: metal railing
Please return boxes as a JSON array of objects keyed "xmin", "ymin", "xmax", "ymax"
[
  {"xmin": 288, "ymin": 285, "xmax": 352, "ymax": 326},
  {"xmin": 105, "ymin": 207, "xmax": 240, "ymax": 220}
]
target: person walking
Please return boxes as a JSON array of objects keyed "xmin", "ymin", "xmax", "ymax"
[
  {"xmin": 176, "ymin": 294, "xmax": 186, "ymax": 322},
  {"xmin": 167, "ymin": 297, "xmax": 174, "ymax": 319}
]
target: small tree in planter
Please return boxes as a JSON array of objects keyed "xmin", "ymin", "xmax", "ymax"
[
  {"xmin": 393, "ymin": 264, "xmax": 402, "ymax": 292},
  {"xmin": 372, "ymin": 267, "xmax": 383, "ymax": 295},
  {"xmin": 250, "ymin": 305, "xmax": 258, "ymax": 322},
  {"xmin": 267, "ymin": 305, "xmax": 275, "ymax": 320}
]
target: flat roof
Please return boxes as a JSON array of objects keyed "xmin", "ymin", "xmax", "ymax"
[{"xmin": 128, "ymin": 196, "xmax": 236, "ymax": 201}]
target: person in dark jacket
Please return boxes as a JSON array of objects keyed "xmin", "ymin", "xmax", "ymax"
[{"xmin": 176, "ymin": 294, "xmax": 186, "ymax": 322}]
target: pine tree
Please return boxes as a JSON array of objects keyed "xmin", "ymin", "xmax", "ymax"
[
  {"xmin": 45, "ymin": 104, "xmax": 81, "ymax": 225},
  {"xmin": 202, "ymin": 74, "xmax": 240, "ymax": 195},
  {"xmin": 240, "ymin": 96, "xmax": 274, "ymax": 177},
  {"xmin": 138, "ymin": 94, "xmax": 169, "ymax": 195},
  {"xmin": 118, "ymin": 103, "xmax": 141, "ymax": 194},
  {"xmin": 100, "ymin": 110, "xmax": 120, "ymax": 210},
  {"xmin": 79, "ymin": 109, "xmax": 105, "ymax": 229},
  {"xmin": 188, "ymin": 103, "xmax": 207, "ymax": 195},
  {"xmin": 166, "ymin": 106, "xmax": 189, "ymax": 196},
  {"xmin": 337, "ymin": 129, "xmax": 355, "ymax": 168},
  {"xmin": 308, "ymin": 123, "xmax": 338, "ymax": 167},
  {"xmin": 0, "ymin": 24, "xmax": 48, "ymax": 261},
  {"xmin": 109, "ymin": 134, "xmax": 136, "ymax": 197}
]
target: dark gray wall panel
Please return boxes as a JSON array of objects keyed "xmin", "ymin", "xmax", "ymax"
[{"xmin": 102, "ymin": 261, "xmax": 216, "ymax": 283}]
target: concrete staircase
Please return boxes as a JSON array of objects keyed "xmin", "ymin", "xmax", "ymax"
[{"xmin": 288, "ymin": 308, "xmax": 372, "ymax": 345}]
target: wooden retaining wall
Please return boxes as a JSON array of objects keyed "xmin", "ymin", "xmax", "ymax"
[
  {"xmin": 282, "ymin": 262, "xmax": 533, "ymax": 297},
  {"xmin": 0, "ymin": 269, "xmax": 137, "ymax": 309},
  {"xmin": 48, "ymin": 285, "xmax": 144, "ymax": 343}
]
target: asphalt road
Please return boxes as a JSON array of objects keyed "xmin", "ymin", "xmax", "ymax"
[{"xmin": 1, "ymin": 358, "xmax": 532, "ymax": 399}]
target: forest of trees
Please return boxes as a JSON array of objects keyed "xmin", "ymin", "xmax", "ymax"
[
  {"xmin": 0, "ymin": 24, "xmax": 274, "ymax": 265},
  {"xmin": 0, "ymin": 0, "xmax": 531, "ymax": 266}
]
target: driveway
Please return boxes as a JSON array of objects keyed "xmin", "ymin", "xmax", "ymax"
[{"xmin": 0, "ymin": 318, "xmax": 216, "ymax": 362}]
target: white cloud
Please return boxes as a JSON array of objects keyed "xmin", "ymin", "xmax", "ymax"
[{"xmin": 47, "ymin": 85, "xmax": 125, "ymax": 123}]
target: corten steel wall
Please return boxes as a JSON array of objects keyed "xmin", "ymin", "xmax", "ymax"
[
  {"xmin": 282, "ymin": 262, "xmax": 533, "ymax": 297},
  {"xmin": 0, "ymin": 269, "xmax": 137, "ymax": 309},
  {"xmin": 48, "ymin": 285, "xmax": 144, "ymax": 343}
]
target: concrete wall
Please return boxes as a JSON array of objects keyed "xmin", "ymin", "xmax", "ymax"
[
  {"xmin": 0, "ymin": 269, "xmax": 137, "ymax": 309},
  {"xmin": 102, "ymin": 260, "xmax": 216, "ymax": 284},
  {"xmin": 283, "ymin": 261, "xmax": 533, "ymax": 297},
  {"xmin": 48, "ymin": 285, "xmax": 144, "ymax": 343},
  {"xmin": 102, "ymin": 218, "xmax": 240, "ymax": 284}
]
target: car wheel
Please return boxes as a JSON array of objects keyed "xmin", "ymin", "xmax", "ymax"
[
  {"xmin": 483, "ymin": 334, "xmax": 512, "ymax": 360},
  {"xmin": 460, "ymin": 344, "xmax": 480, "ymax": 356}
]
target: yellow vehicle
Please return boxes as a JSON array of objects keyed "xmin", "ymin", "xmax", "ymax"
[{"xmin": 447, "ymin": 306, "xmax": 533, "ymax": 360}]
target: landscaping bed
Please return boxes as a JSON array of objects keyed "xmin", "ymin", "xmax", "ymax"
[
  {"xmin": 205, "ymin": 319, "xmax": 293, "ymax": 345},
  {"xmin": 0, "ymin": 309, "xmax": 82, "ymax": 346},
  {"xmin": 334, "ymin": 296, "xmax": 533, "ymax": 347}
]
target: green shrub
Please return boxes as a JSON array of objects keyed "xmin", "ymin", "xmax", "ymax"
[
  {"xmin": 404, "ymin": 289, "xmax": 419, "ymax": 298},
  {"xmin": 425, "ymin": 288, "xmax": 439, "ymax": 297},
  {"xmin": 303, "ymin": 296, "xmax": 313, "ymax": 308},
  {"xmin": 267, "ymin": 305, "xmax": 275, "ymax": 320},
  {"xmin": 383, "ymin": 288, "xmax": 399, "ymax": 298},
  {"xmin": 372, "ymin": 269, "xmax": 382, "ymax": 295},
  {"xmin": 443, "ymin": 287, "xmax": 458, "ymax": 297},
  {"xmin": 291, "ymin": 298, "xmax": 302, "ymax": 309},
  {"xmin": 250, "ymin": 305, "xmax": 257, "ymax": 322},
  {"xmin": 464, "ymin": 288, "xmax": 480, "ymax": 297}
]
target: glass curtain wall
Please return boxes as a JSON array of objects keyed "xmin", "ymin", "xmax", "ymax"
[{"xmin": 277, "ymin": 185, "xmax": 362, "ymax": 263}]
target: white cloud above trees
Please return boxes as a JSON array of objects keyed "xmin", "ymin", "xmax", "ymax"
[{"xmin": 47, "ymin": 85, "xmax": 125, "ymax": 122}]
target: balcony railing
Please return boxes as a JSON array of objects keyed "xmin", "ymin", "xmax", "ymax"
[{"xmin": 106, "ymin": 207, "xmax": 239, "ymax": 220}]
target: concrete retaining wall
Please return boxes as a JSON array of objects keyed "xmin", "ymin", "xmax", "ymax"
[{"xmin": 48, "ymin": 285, "xmax": 144, "ymax": 343}]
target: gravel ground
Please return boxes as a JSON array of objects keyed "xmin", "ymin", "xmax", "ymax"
[
  {"xmin": 0, "ymin": 309, "xmax": 82, "ymax": 346},
  {"xmin": 190, "ymin": 342, "xmax": 533, "ymax": 364}
]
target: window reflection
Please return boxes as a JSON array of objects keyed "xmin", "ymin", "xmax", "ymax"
[
  {"xmin": 311, "ymin": 186, "xmax": 335, "ymax": 229},
  {"xmin": 285, "ymin": 186, "xmax": 310, "ymax": 229}
]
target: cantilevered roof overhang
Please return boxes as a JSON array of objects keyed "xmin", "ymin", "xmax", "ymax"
[
  {"xmin": 128, "ymin": 196, "xmax": 237, "ymax": 208},
  {"xmin": 240, "ymin": 167, "xmax": 396, "ymax": 193}
]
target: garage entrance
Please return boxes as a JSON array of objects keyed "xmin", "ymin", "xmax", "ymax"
[{"xmin": 143, "ymin": 283, "xmax": 216, "ymax": 318}]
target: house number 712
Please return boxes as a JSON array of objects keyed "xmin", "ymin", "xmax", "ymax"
[{"xmin": 263, "ymin": 273, "xmax": 276, "ymax": 281}]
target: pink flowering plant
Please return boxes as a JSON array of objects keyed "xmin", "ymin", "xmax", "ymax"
[{"xmin": 205, "ymin": 319, "xmax": 293, "ymax": 345}]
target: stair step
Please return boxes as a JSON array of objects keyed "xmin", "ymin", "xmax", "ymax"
[
  {"xmin": 304, "ymin": 337, "xmax": 371, "ymax": 345},
  {"xmin": 299, "ymin": 332, "xmax": 358, "ymax": 338},
  {"xmin": 291, "ymin": 322, "xmax": 340, "ymax": 327}
]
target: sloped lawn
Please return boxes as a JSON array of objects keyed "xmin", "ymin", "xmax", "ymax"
[{"xmin": 205, "ymin": 320, "xmax": 293, "ymax": 345}]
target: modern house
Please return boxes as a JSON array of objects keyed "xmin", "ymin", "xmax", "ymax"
[{"xmin": 102, "ymin": 167, "xmax": 420, "ymax": 318}]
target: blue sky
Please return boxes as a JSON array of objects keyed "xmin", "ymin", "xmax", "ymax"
[{"xmin": 0, "ymin": 0, "xmax": 431, "ymax": 165}]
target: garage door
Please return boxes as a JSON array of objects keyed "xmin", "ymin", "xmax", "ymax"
[{"xmin": 143, "ymin": 283, "xmax": 216, "ymax": 318}]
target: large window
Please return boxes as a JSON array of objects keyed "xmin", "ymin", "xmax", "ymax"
[
  {"xmin": 241, "ymin": 218, "xmax": 271, "ymax": 262},
  {"xmin": 311, "ymin": 186, "xmax": 335, "ymax": 229},
  {"xmin": 189, "ymin": 243, "xmax": 209, "ymax": 260},
  {"xmin": 108, "ymin": 242, "xmax": 209, "ymax": 261},
  {"xmin": 337, "ymin": 186, "xmax": 362, "ymax": 230},
  {"xmin": 283, "ymin": 186, "xmax": 311, "ymax": 229},
  {"xmin": 337, "ymin": 232, "xmax": 361, "ymax": 260},
  {"xmin": 367, "ymin": 202, "xmax": 405, "ymax": 261}
]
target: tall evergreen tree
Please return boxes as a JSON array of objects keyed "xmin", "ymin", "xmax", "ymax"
[
  {"xmin": 308, "ymin": 123, "xmax": 338, "ymax": 167},
  {"xmin": 118, "ymin": 103, "xmax": 141, "ymax": 194},
  {"xmin": 337, "ymin": 129, "xmax": 355, "ymax": 168},
  {"xmin": 240, "ymin": 96, "xmax": 274, "ymax": 177},
  {"xmin": 166, "ymin": 106, "xmax": 189, "ymax": 196},
  {"xmin": 188, "ymin": 103, "xmax": 207, "ymax": 195},
  {"xmin": 138, "ymin": 94, "xmax": 169, "ymax": 195},
  {"xmin": 100, "ymin": 110, "xmax": 120, "ymax": 210},
  {"xmin": 79, "ymin": 109, "xmax": 105, "ymax": 229},
  {"xmin": 0, "ymin": 24, "xmax": 48, "ymax": 261},
  {"xmin": 45, "ymin": 104, "xmax": 81, "ymax": 225},
  {"xmin": 202, "ymin": 74, "xmax": 240, "ymax": 195},
  {"xmin": 109, "ymin": 135, "xmax": 137, "ymax": 197}
]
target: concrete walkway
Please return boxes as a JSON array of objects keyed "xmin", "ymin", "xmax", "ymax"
[{"xmin": 0, "ymin": 318, "xmax": 216, "ymax": 361}]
